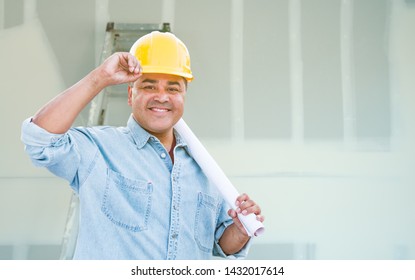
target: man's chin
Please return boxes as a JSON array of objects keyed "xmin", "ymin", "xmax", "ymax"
[{"xmin": 145, "ymin": 124, "xmax": 174, "ymax": 136}]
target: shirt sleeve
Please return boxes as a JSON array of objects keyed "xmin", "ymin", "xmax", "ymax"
[
  {"xmin": 212, "ymin": 199, "xmax": 252, "ymax": 259},
  {"xmin": 21, "ymin": 117, "xmax": 98, "ymax": 193}
]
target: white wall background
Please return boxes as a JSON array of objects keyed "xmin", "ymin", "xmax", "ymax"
[{"xmin": 0, "ymin": 0, "xmax": 414, "ymax": 259}]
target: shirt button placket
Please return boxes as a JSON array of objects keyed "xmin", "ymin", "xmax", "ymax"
[{"xmin": 167, "ymin": 162, "xmax": 181, "ymax": 260}]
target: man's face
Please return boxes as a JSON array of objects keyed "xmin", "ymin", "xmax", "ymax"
[{"xmin": 128, "ymin": 73, "xmax": 187, "ymax": 138}]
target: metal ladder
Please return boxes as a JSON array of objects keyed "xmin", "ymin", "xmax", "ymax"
[{"xmin": 59, "ymin": 22, "xmax": 171, "ymax": 259}]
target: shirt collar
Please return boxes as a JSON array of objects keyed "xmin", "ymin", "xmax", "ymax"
[{"xmin": 127, "ymin": 115, "xmax": 188, "ymax": 150}]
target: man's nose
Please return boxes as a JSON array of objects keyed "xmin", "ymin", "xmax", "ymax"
[{"xmin": 154, "ymin": 89, "xmax": 169, "ymax": 102}]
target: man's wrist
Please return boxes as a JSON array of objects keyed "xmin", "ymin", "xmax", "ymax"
[
  {"xmin": 86, "ymin": 68, "xmax": 108, "ymax": 93},
  {"xmin": 232, "ymin": 223, "xmax": 251, "ymax": 245}
]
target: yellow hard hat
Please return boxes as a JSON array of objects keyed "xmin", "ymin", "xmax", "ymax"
[{"xmin": 130, "ymin": 31, "xmax": 193, "ymax": 81}]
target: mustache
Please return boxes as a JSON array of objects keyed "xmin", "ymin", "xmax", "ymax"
[{"xmin": 147, "ymin": 101, "xmax": 173, "ymax": 110}]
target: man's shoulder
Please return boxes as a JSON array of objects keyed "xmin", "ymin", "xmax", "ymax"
[
  {"xmin": 72, "ymin": 125, "xmax": 128, "ymax": 133},
  {"xmin": 70, "ymin": 125, "xmax": 131, "ymax": 141}
]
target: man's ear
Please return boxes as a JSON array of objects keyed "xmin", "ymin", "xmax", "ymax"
[{"xmin": 128, "ymin": 85, "xmax": 132, "ymax": 106}]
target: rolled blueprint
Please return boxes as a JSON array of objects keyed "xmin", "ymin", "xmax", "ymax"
[{"xmin": 174, "ymin": 119, "xmax": 265, "ymax": 237}]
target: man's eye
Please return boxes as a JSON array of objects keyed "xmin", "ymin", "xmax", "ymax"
[{"xmin": 168, "ymin": 87, "xmax": 180, "ymax": 92}]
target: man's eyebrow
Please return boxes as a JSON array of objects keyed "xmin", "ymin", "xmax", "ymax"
[
  {"xmin": 141, "ymin": 79, "xmax": 157, "ymax": 84},
  {"xmin": 167, "ymin": 81, "xmax": 181, "ymax": 86},
  {"xmin": 141, "ymin": 79, "xmax": 181, "ymax": 87}
]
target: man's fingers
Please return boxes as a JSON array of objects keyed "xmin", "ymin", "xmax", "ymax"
[
  {"xmin": 235, "ymin": 193, "xmax": 250, "ymax": 206},
  {"xmin": 133, "ymin": 64, "xmax": 142, "ymax": 74},
  {"xmin": 115, "ymin": 53, "xmax": 142, "ymax": 83},
  {"xmin": 236, "ymin": 200, "xmax": 260, "ymax": 214},
  {"xmin": 238, "ymin": 205, "xmax": 261, "ymax": 216},
  {"xmin": 125, "ymin": 53, "xmax": 141, "ymax": 73},
  {"xmin": 228, "ymin": 209, "xmax": 237, "ymax": 218},
  {"xmin": 116, "ymin": 52, "xmax": 139, "ymax": 74},
  {"xmin": 227, "ymin": 209, "xmax": 248, "ymax": 235},
  {"xmin": 256, "ymin": 215, "xmax": 265, "ymax": 223},
  {"xmin": 128, "ymin": 57, "xmax": 142, "ymax": 76}
]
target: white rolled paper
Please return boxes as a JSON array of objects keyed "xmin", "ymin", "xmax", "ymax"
[{"xmin": 174, "ymin": 118, "xmax": 265, "ymax": 237}]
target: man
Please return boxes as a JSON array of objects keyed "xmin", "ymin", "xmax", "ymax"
[{"xmin": 21, "ymin": 31, "xmax": 264, "ymax": 259}]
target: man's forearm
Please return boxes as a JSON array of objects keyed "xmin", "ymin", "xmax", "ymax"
[
  {"xmin": 32, "ymin": 68, "xmax": 105, "ymax": 134},
  {"xmin": 31, "ymin": 52, "xmax": 141, "ymax": 134},
  {"xmin": 218, "ymin": 223, "xmax": 250, "ymax": 255}
]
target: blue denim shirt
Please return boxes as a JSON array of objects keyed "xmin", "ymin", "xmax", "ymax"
[{"xmin": 21, "ymin": 116, "xmax": 250, "ymax": 260}]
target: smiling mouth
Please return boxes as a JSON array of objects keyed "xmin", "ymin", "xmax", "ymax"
[{"xmin": 149, "ymin": 107, "xmax": 170, "ymax": 112}]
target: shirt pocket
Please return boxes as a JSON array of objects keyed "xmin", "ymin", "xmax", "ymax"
[
  {"xmin": 101, "ymin": 168, "xmax": 153, "ymax": 232},
  {"xmin": 194, "ymin": 192, "xmax": 219, "ymax": 253}
]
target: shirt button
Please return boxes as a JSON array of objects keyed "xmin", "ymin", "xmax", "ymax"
[
  {"xmin": 171, "ymin": 233, "xmax": 178, "ymax": 239},
  {"xmin": 160, "ymin": 152, "xmax": 167, "ymax": 159}
]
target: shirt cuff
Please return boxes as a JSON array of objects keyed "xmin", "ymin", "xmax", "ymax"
[
  {"xmin": 21, "ymin": 117, "xmax": 66, "ymax": 146},
  {"xmin": 213, "ymin": 219, "xmax": 252, "ymax": 259}
]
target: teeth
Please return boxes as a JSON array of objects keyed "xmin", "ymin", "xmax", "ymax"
[{"xmin": 151, "ymin": 108, "xmax": 168, "ymax": 112}]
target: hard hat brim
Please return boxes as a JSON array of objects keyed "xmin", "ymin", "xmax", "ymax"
[{"xmin": 141, "ymin": 66, "xmax": 194, "ymax": 82}]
